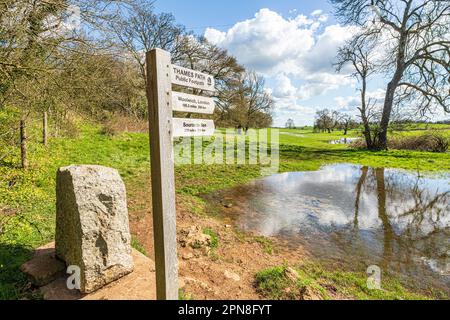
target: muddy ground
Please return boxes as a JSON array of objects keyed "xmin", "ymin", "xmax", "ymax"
[{"xmin": 127, "ymin": 172, "xmax": 308, "ymax": 300}]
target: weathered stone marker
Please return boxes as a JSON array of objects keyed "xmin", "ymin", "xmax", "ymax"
[{"xmin": 55, "ymin": 165, "xmax": 134, "ymax": 294}]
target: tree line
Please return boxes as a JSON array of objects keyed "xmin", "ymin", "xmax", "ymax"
[
  {"xmin": 314, "ymin": 109, "xmax": 359, "ymax": 135},
  {"xmin": 0, "ymin": 0, "xmax": 274, "ymax": 168}
]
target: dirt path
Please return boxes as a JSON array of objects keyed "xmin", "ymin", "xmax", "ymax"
[{"xmin": 126, "ymin": 172, "xmax": 307, "ymax": 300}]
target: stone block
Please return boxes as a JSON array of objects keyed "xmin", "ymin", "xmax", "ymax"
[{"xmin": 55, "ymin": 165, "xmax": 134, "ymax": 293}]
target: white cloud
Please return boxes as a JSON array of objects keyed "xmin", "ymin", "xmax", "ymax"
[
  {"xmin": 203, "ymin": 28, "xmax": 226, "ymax": 45},
  {"xmin": 302, "ymin": 24, "xmax": 359, "ymax": 74},
  {"xmin": 311, "ymin": 9, "xmax": 328, "ymax": 23},
  {"xmin": 334, "ymin": 89, "xmax": 386, "ymax": 114},
  {"xmin": 272, "ymin": 74, "xmax": 298, "ymax": 99},
  {"xmin": 205, "ymin": 8, "xmax": 358, "ymax": 90},
  {"xmin": 204, "ymin": 8, "xmax": 361, "ymax": 126},
  {"xmin": 206, "ymin": 8, "xmax": 315, "ymax": 74}
]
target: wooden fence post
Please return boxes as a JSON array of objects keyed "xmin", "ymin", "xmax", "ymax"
[
  {"xmin": 145, "ymin": 48, "xmax": 179, "ymax": 300},
  {"xmin": 20, "ymin": 119, "xmax": 28, "ymax": 169},
  {"xmin": 43, "ymin": 111, "xmax": 48, "ymax": 146}
]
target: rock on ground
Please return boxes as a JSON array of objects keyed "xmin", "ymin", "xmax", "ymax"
[
  {"xmin": 179, "ymin": 226, "xmax": 211, "ymax": 249},
  {"xmin": 55, "ymin": 165, "xmax": 134, "ymax": 294},
  {"xmin": 224, "ymin": 270, "xmax": 241, "ymax": 282},
  {"xmin": 20, "ymin": 243, "xmax": 66, "ymax": 287}
]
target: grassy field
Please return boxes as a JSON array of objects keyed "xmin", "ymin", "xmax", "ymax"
[{"xmin": 0, "ymin": 122, "xmax": 449, "ymax": 299}]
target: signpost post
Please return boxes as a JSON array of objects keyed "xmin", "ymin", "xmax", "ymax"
[{"xmin": 146, "ymin": 48, "xmax": 216, "ymax": 300}]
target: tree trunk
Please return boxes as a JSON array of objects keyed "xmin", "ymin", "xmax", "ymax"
[
  {"xmin": 42, "ymin": 111, "xmax": 48, "ymax": 146},
  {"xmin": 360, "ymin": 74, "xmax": 374, "ymax": 149},
  {"xmin": 354, "ymin": 166, "xmax": 369, "ymax": 229},
  {"xmin": 374, "ymin": 27, "xmax": 408, "ymax": 150},
  {"xmin": 376, "ymin": 82, "xmax": 396, "ymax": 150},
  {"xmin": 20, "ymin": 119, "xmax": 28, "ymax": 169},
  {"xmin": 375, "ymin": 168, "xmax": 394, "ymax": 266}
]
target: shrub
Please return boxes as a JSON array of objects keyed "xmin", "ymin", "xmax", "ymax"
[
  {"xmin": 60, "ymin": 119, "xmax": 80, "ymax": 138},
  {"xmin": 350, "ymin": 139, "xmax": 367, "ymax": 149},
  {"xmin": 101, "ymin": 114, "xmax": 148, "ymax": 136},
  {"xmin": 351, "ymin": 133, "xmax": 449, "ymax": 153},
  {"xmin": 389, "ymin": 133, "xmax": 449, "ymax": 153}
]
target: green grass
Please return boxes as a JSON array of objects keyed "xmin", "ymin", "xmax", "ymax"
[
  {"xmin": 203, "ymin": 228, "xmax": 219, "ymax": 249},
  {"xmin": 277, "ymin": 128, "xmax": 450, "ymax": 173},
  {"xmin": 255, "ymin": 264, "xmax": 435, "ymax": 300},
  {"xmin": 179, "ymin": 288, "xmax": 194, "ymax": 300},
  {"xmin": 131, "ymin": 236, "xmax": 148, "ymax": 256},
  {"xmin": 254, "ymin": 236, "xmax": 275, "ymax": 255},
  {"xmin": 1, "ymin": 119, "xmax": 449, "ymax": 300}
]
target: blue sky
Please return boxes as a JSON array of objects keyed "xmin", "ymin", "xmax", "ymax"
[
  {"xmin": 152, "ymin": 1, "xmax": 389, "ymax": 127},
  {"xmin": 156, "ymin": 0, "xmax": 335, "ymax": 33}
]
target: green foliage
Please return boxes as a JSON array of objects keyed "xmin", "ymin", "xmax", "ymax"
[
  {"xmin": 131, "ymin": 237, "xmax": 148, "ymax": 256},
  {"xmin": 0, "ymin": 244, "xmax": 33, "ymax": 300},
  {"xmin": 179, "ymin": 288, "xmax": 194, "ymax": 300},
  {"xmin": 254, "ymin": 236, "xmax": 274, "ymax": 255},
  {"xmin": 255, "ymin": 265, "xmax": 292, "ymax": 300},
  {"xmin": 255, "ymin": 263, "xmax": 435, "ymax": 300},
  {"xmin": 203, "ymin": 228, "xmax": 219, "ymax": 249}
]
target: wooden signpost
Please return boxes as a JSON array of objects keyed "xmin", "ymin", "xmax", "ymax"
[
  {"xmin": 171, "ymin": 64, "xmax": 215, "ymax": 91},
  {"xmin": 172, "ymin": 92, "xmax": 215, "ymax": 114},
  {"xmin": 146, "ymin": 48, "xmax": 216, "ymax": 300},
  {"xmin": 173, "ymin": 118, "xmax": 215, "ymax": 137}
]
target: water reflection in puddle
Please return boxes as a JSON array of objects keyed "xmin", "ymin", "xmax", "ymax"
[
  {"xmin": 329, "ymin": 138, "xmax": 361, "ymax": 145},
  {"xmin": 208, "ymin": 164, "xmax": 450, "ymax": 293}
]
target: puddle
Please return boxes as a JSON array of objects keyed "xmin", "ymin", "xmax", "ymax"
[
  {"xmin": 206, "ymin": 164, "xmax": 450, "ymax": 294},
  {"xmin": 330, "ymin": 138, "xmax": 361, "ymax": 145},
  {"xmin": 281, "ymin": 133, "xmax": 306, "ymax": 138}
]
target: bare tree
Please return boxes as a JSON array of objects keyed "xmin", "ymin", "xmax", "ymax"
[
  {"xmin": 231, "ymin": 71, "xmax": 274, "ymax": 129},
  {"xmin": 337, "ymin": 113, "xmax": 358, "ymax": 136},
  {"xmin": 285, "ymin": 119, "xmax": 296, "ymax": 129},
  {"xmin": 106, "ymin": 0, "xmax": 187, "ymax": 83},
  {"xmin": 336, "ymin": 33, "xmax": 382, "ymax": 146},
  {"xmin": 314, "ymin": 109, "xmax": 340, "ymax": 133},
  {"xmin": 0, "ymin": 0, "xmax": 135, "ymax": 166},
  {"xmin": 176, "ymin": 36, "xmax": 245, "ymax": 123},
  {"xmin": 332, "ymin": 0, "xmax": 450, "ymax": 150}
]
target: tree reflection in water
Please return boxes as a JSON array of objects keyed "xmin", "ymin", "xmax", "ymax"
[
  {"xmin": 353, "ymin": 166, "xmax": 449, "ymax": 278},
  {"xmin": 210, "ymin": 164, "xmax": 450, "ymax": 292}
]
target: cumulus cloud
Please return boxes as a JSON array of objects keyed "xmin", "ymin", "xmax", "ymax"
[
  {"xmin": 272, "ymin": 74, "xmax": 298, "ymax": 99},
  {"xmin": 205, "ymin": 8, "xmax": 358, "ymax": 91},
  {"xmin": 205, "ymin": 8, "xmax": 316, "ymax": 74},
  {"xmin": 204, "ymin": 8, "xmax": 361, "ymax": 125},
  {"xmin": 334, "ymin": 89, "xmax": 386, "ymax": 113}
]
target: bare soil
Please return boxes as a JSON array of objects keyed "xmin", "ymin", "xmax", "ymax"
[{"xmin": 127, "ymin": 172, "xmax": 308, "ymax": 300}]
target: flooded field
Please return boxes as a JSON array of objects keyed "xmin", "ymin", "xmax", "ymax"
[{"xmin": 206, "ymin": 164, "xmax": 450, "ymax": 294}]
